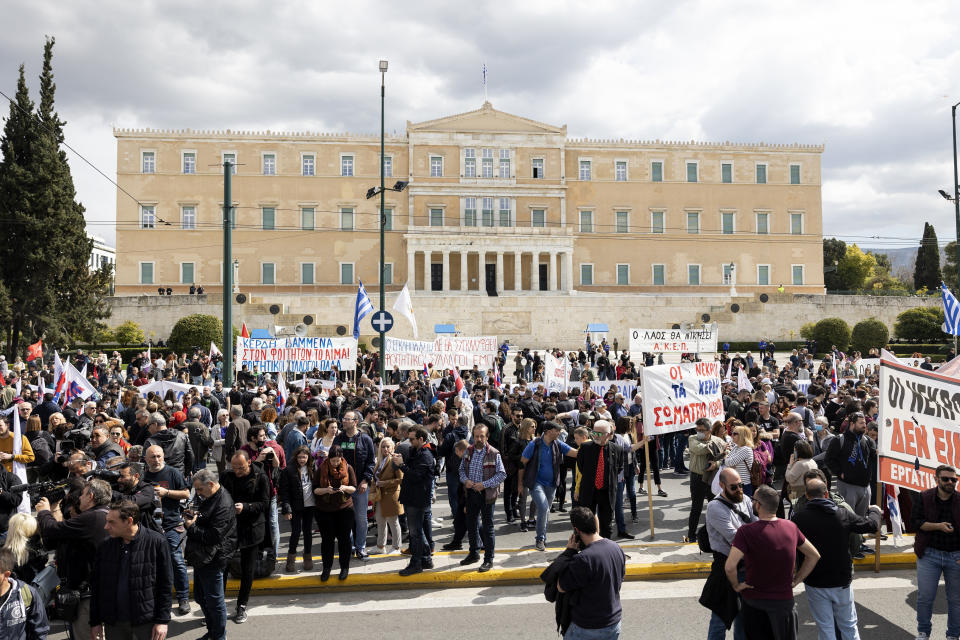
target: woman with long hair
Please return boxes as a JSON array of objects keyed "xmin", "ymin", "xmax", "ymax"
[
  {"xmin": 312, "ymin": 444, "xmax": 357, "ymax": 581},
  {"xmin": 723, "ymin": 425, "xmax": 757, "ymax": 497},
  {"xmin": 372, "ymin": 437, "xmax": 403, "ymax": 555},
  {"xmin": 514, "ymin": 418, "xmax": 537, "ymax": 532},
  {"xmin": 2, "ymin": 513, "xmax": 47, "ymax": 583},
  {"xmin": 311, "ymin": 418, "xmax": 338, "ymax": 463},
  {"xmin": 260, "ymin": 407, "xmax": 278, "ymax": 440},
  {"xmin": 279, "ymin": 445, "xmax": 317, "ymax": 573}
]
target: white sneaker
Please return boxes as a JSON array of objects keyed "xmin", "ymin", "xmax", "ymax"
[
  {"xmin": 390, "ymin": 547, "xmax": 402, "ymax": 555},
  {"xmin": 374, "ymin": 546, "xmax": 387, "ymax": 555},
  {"xmin": 916, "ymin": 633, "xmax": 930, "ymax": 640}
]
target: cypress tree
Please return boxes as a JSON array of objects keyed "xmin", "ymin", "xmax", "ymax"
[{"xmin": 914, "ymin": 222, "xmax": 943, "ymax": 291}]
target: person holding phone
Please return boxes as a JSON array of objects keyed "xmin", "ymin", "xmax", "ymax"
[{"xmin": 312, "ymin": 444, "xmax": 356, "ymax": 581}]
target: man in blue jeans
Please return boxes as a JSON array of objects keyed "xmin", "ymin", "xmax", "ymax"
[
  {"xmin": 522, "ymin": 421, "xmax": 578, "ymax": 551},
  {"xmin": 912, "ymin": 464, "xmax": 960, "ymax": 640},
  {"xmin": 143, "ymin": 445, "xmax": 192, "ymax": 615},
  {"xmin": 334, "ymin": 411, "xmax": 376, "ymax": 560},
  {"xmin": 396, "ymin": 427, "xmax": 436, "ymax": 576}
]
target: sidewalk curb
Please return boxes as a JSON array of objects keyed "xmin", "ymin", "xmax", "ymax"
[{"xmin": 221, "ymin": 550, "xmax": 918, "ymax": 596}]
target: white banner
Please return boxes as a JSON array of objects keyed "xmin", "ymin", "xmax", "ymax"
[
  {"xmin": 383, "ymin": 336, "xmax": 498, "ymax": 371},
  {"xmin": 236, "ymin": 336, "xmax": 357, "ymax": 373},
  {"xmin": 854, "ymin": 358, "xmax": 881, "ymax": 375},
  {"xmin": 590, "ymin": 380, "xmax": 639, "ymax": 399},
  {"xmin": 879, "ymin": 352, "xmax": 960, "ymax": 492},
  {"xmin": 545, "ymin": 353, "xmax": 571, "ymax": 394},
  {"xmin": 629, "ymin": 327, "xmax": 718, "ymax": 354},
  {"xmin": 137, "ymin": 380, "xmax": 196, "ymax": 401},
  {"xmin": 641, "ymin": 361, "xmax": 723, "ymax": 436}
]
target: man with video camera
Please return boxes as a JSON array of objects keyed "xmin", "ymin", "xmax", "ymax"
[{"xmin": 35, "ymin": 478, "xmax": 112, "ymax": 640}]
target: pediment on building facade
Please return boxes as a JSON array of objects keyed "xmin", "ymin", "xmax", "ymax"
[{"xmin": 407, "ymin": 102, "xmax": 565, "ymax": 135}]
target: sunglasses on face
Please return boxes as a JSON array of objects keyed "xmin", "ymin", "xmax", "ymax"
[
  {"xmin": 941, "ymin": 477, "xmax": 959, "ymax": 484},
  {"xmin": 726, "ymin": 482, "xmax": 745, "ymax": 489},
  {"xmin": 590, "ymin": 430, "xmax": 610, "ymax": 437}
]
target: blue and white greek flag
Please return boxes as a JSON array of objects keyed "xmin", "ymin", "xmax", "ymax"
[
  {"xmin": 353, "ymin": 281, "xmax": 374, "ymax": 339},
  {"xmin": 942, "ymin": 282, "xmax": 960, "ymax": 336}
]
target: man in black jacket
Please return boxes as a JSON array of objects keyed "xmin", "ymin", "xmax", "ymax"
[
  {"xmin": 36, "ymin": 478, "xmax": 112, "ymax": 640},
  {"xmin": 183, "ymin": 407, "xmax": 212, "ymax": 473},
  {"xmin": 0, "ymin": 464, "xmax": 21, "ymax": 536},
  {"xmin": 185, "ymin": 469, "xmax": 237, "ymax": 640},
  {"xmin": 90, "ymin": 501, "xmax": 173, "ymax": 640},
  {"xmin": 219, "ymin": 451, "xmax": 268, "ymax": 624},
  {"xmin": 792, "ymin": 477, "xmax": 881, "ymax": 638},
  {"xmin": 395, "ymin": 427, "xmax": 435, "ymax": 576},
  {"xmin": 825, "ymin": 412, "xmax": 874, "ymax": 519},
  {"xmin": 144, "ymin": 413, "xmax": 194, "ymax": 478},
  {"xmin": 437, "ymin": 416, "xmax": 469, "ymax": 550},
  {"xmin": 113, "ymin": 461, "xmax": 161, "ymax": 532}
]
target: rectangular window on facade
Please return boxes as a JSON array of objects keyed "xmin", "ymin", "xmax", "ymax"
[
  {"xmin": 615, "ymin": 161, "xmax": 627, "ymax": 182},
  {"xmin": 382, "ymin": 208, "xmax": 393, "ymax": 231},
  {"xmin": 430, "ymin": 156, "xmax": 443, "ymax": 177},
  {"xmin": 429, "ymin": 208, "xmax": 443, "ymax": 226},
  {"xmin": 499, "ymin": 149, "xmax": 511, "ymax": 178},
  {"xmin": 687, "ymin": 212, "xmax": 700, "ymax": 234},
  {"xmin": 688, "ymin": 264, "xmax": 701, "ymax": 286},
  {"xmin": 340, "ymin": 263, "xmax": 354, "ymax": 284},
  {"xmin": 532, "ymin": 157, "xmax": 544, "ymax": 179},
  {"xmin": 382, "ymin": 263, "xmax": 393, "ymax": 285},
  {"xmin": 722, "ymin": 212, "xmax": 735, "ymax": 235},
  {"xmin": 301, "ymin": 207, "xmax": 315, "ymax": 231},
  {"xmin": 142, "ymin": 151, "xmax": 155, "ymax": 174},
  {"xmin": 686, "ymin": 162, "xmax": 698, "ymax": 183},
  {"xmin": 652, "ymin": 264, "xmax": 665, "ymax": 286},
  {"xmin": 261, "ymin": 207, "xmax": 275, "ymax": 230},
  {"xmin": 616, "ymin": 211, "xmax": 629, "ymax": 233},
  {"xmin": 262, "ymin": 153, "xmax": 276, "ymax": 175},
  {"xmin": 756, "ymin": 212, "xmax": 769, "ymax": 234},
  {"xmin": 756, "ymin": 163, "xmax": 767, "ymax": 184},
  {"xmin": 340, "ymin": 207, "xmax": 354, "ymax": 230},
  {"xmin": 579, "ymin": 160, "xmax": 591, "ymax": 181},
  {"xmin": 181, "ymin": 205, "xmax": 196, "ymax": 230},
  {"xmin": 792, "ymin": 265, "xmax": 804, "ymax": 285},
  {"xmin": 790, "ymin": 213, "xmax": 803, "ymax": 235},
  {"xmin": 651, "ymin": 161, "xmax": 663, "ymax": 182},
  {"xmin": 532, "ymin": 209, "xmax": 545, "ymax": 227},
  {"xmin": 580, "ymin": 264, "xmax": 594, "ymax": 286},
  {"xmin": 757, "ymin": 264, "xmax": 770, "ymax": 285},
  {"xmin": 651, "ymin": 211, "xmax": 665, "ymax": 234},
  {"xmin": 499, "ymin": 198, "xmax": 511, "ymax": 226},
  {"xmin": 580, "ymin": 210, "xmax": 593, "ymax": 233},
  {"xmin": 341, "ymin": 155, "xmax": 354, "ymax": 177},
  {"xmin": 180, "ymin": 262, "xmax": 195, "ymax": 284},
  {"xmin": 223, "ymin": 152, "xmax": 237, "ymax": 174},
  {"xmin": 790, "ymin": 164, "xmax": 801, "ymax": 184},
  {"xmin": 721, "ymin": 163, "xmax": 732, "ymax": 183},
  {"xmin": 464, "ymin": 198, "xmax": 477, "ymax": 226},
  {"xmin": 481, "ymin": 149, "xmax": 494, "ymax": 178},
  {"xmin": 301, "ymin": 263, "xmax": 314, "ymax": 285},
  {"xmin": 182, "ymin": 152, "xmax": 196, "ymax": 174},
  {"xmin": 261, "ymin": 263, "xmax": 275, "ymax": 285},
  {"xmin": 381, "ymin": 155, "xmax": 393, "ymax": 178},
  {"xmin": 617, "ymin": 264, "xmax": 629, "ymax": 285},
  {"xmin": 139, "ymin": 262, "xmax": 154, "ymax": 284},
  {"xmin": 302, "ymin": 154, "xmax": 315, "ymax": 176},
  {"xmin": 140, "ymin": 205, "xmax": 155, "ymax": 229},
  {"xmin": 482, "ymin": 197, "xmax": 494, "ymax": 227},
  {"xmin": 464, "ymin": 148, "xmax": 476, "ymax": 178},
  {"xmin": 723, "ymin": 263, "xmax": 735, "ymax": 284}
]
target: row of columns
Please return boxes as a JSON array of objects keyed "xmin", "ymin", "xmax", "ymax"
[{"xmin": 406, "ymin": 249, "xmax": 574, "ymax": 293}]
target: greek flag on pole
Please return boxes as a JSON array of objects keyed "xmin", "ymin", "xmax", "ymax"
[
  {"xmin": 0, "ymin": 405, "xmax": 29, "ymax": 514},
  {"xmin": 353, "ymin": 281, "xmax": 374, "ymax": 339},
  {"xmin": 942, "ymin": 282, "xmax": 960, "ymax": 336}
]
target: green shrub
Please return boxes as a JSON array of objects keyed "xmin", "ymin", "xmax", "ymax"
[
  {"xmin": 168, "ymin": 314, "xmax": 224, "ymax": 354},
  {"xmin": 113, "ymin": 320, "xmax": 145, "ymax": 346},
  {"xmin": 851, "ymin": 318, "xmax": 889, "ymax": 354},
  {"xmin": 894, "ymin": 307, "xmax": 946, "ymax": 343},
  {"xmin": 799, "ymin": 323, "xmax": 816, "ymax": 340},
  {"xmin": 812, "ymin": 318, "xmax": 851, "ymax": 353}
]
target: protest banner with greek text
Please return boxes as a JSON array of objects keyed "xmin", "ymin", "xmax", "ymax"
[
  {"xmin": 384, "ymin": 336, "xmax": 498, "ymax": 371},
  {"xmin": 236, "ymin": 336, "xmax": 357, "ymax": 372},
  {"xmin": 629, "ymin": 328, "xmax": 718, "ymax": 354},
  {"xmin": 879, "ymin": 353, "xmax": 960, "ymax": 492},
  {"xmin": 642, "ymin": 361, "xmax": 723, "ymax": 435},
  {"xmin": 545, "ymin": 353, "xmax": 571, "ymax": 394}
]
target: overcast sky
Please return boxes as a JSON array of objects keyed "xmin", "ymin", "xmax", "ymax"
[{"xmin": 2, "ymin": 0, "xmax": 959, "ymax": 250}]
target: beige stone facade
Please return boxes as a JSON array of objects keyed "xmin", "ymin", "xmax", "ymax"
[{"xmin": 114, "ymin": 102, "xmax": 824, "ymax": 297}]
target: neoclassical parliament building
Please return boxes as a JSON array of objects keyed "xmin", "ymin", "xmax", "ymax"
[{"xmin": 114, "ymin": 101, "xmax": 824, "ymax": 300}]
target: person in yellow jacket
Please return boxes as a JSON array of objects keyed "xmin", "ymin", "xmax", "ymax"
[{"xmin": 0, "ymin": 414, "xmax": 34, "ymax": 473}]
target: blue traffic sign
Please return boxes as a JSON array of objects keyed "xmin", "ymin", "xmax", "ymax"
[{"xmin": 371, "ymin": 310, "xmax": 394, "ymax": 333}]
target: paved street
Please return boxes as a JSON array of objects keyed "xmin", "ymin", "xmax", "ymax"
[{"xmin": 47, "ymin": 570, "xmax": 936, "ymax": 639}]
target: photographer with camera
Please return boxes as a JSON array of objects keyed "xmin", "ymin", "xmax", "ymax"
[
  {"xmin": 0, "ymin": 548, "xmax": 49, "ymax": 640},
  {"xmin": 185, "ymin": 469, "xmax": 237, "ymax": 640},
  {"xmin": 113, "ymin": 461, "xmax": 161, "ymax": 533},
  {"xmin": 144, "ymin": 413, "xmax": 194, "ymax": 479},
  {"xmin": 0, "ymin": 462, "xmax": 20, "ymax": 540},
  {"xmin": 88, "ymin": 425, "xmax": 125, "ymax": 469},
  {"xmin": 35, "ymin": 478, "xmax": 112, "ymax": 640},
  {"xmin": 142, "ymin": 445, "xmax": 192, "ymax": 616}
]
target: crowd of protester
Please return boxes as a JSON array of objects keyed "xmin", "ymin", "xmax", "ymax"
[{"xmin": 0, "ymin": 338, "xmax": 950, "ymax": 639}]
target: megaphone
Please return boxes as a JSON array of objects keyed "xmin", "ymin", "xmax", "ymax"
[
  {"xmin": 273, "ymin": 325, "xmax": 287, "ymax": 337},
  {"xmin": 294, "ymin": 323, "xmax": 308, "ymax": 337}
]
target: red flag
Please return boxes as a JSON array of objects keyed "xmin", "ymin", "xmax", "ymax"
[
  {"xmin": 241, "ymin": 323, "xmax": 250, "ymax": 338},
  {"xmin": 26, "ymin": 340, "xmax": 42, "ymax": 362}
]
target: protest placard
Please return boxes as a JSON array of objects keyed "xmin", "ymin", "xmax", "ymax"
[
  {"xmin": 545, "ymin": 353, "xmax": 571, "ymax": 394},
  {"xmin": 383, "ymin": 336, "xmax": 498, "ymax": 370},
  {"xmin": 879, "ymin": 352, "xmax": 960, "ymax": 492},
  {"xmin": 236, "ymin": 336, "xmax": 357, "ymax": 373},
  {"xmin": 589, "ymin": 380, "xmax": 638, "ymax": 399},
  {"xmin": 641, "ymin": 361, "xmax": 723, "ymax": 436},
  {"xmin": 629, "ymin": 327, "xmax": 718, "ymax": 354}
]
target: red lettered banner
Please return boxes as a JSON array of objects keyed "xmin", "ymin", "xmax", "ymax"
[
  {"xmin": 880, "ymin": 352, "xmax": 960, "ymax": 492},
  {"xmin": 642, "ymin": 361, "xmax": 723, "ymax": 436}
]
